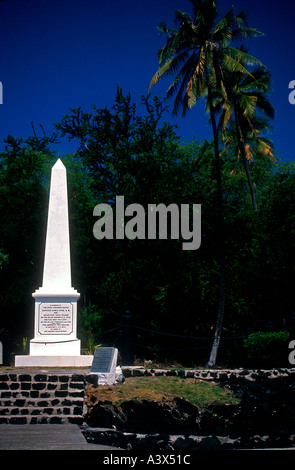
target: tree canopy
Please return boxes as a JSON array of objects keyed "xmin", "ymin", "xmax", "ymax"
[
  {"xmin": 0, "ymin": 88, "xmax": 294, "ymax": 366},
  {"xmin": 0, "ymin": 1, "xmax": 292, "ymax": 367}
]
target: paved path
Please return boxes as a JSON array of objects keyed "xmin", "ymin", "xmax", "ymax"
[{"xmin": 0, "ymin": 424, "xmax": 122, "ymax": 450}]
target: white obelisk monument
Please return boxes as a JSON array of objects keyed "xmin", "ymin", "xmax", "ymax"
[{"xmin": 15, "ymin": 159, "xmax": 93, "ymax": 366}]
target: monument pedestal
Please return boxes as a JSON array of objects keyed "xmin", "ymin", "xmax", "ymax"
[
  {"xmin": 15, "ymin": 289, "xmax": 93, "ymax": 367},
  {"xmin": 30, "ymin": 289, "xmax": 80, "ymax": 356}
]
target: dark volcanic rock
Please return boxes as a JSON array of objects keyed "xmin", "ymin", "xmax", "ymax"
[
  {"xmin": 85, "ymin": 397, "xmax": 200, "ymax": 434},
  {"xmin": 84, "ymin": 372, "xmax": 295, "ymax": 446}
]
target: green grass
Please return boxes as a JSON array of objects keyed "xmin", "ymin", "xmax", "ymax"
[{"xmin": 86, "ymin": 376, "xmax": 239, "ymax": 407}]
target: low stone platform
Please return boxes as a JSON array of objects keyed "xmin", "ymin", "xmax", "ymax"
[
  {"xmin": 122, "ymin": 366, "xmax": 295, "ymax": 381},
  {"xmin": 82, "ymin": 426, "xmax": 295, "ymax": 451},
  {"xmin": 2, "ymin": 367, "xmax": 295, "ymax": 426},
  {"xmin": 0, "ymin": 369, "xmax": 89, "ymax": 424},
  {"xmin": 1, "ymin": 367, "xmax": 295, "ymax": 452},
  {"xmin": 0, "ymin": 424, "xmax": 122, "ymax": 450}
]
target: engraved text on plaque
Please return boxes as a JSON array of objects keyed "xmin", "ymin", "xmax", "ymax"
[{"xmin": 38, "ymin": 303, "xmax": 73, "ymax": 335}]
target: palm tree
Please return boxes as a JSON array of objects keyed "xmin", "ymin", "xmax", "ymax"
[
  {"xmin": 212, "ymin": 55, "xmax": 275, "ymax": 211},
  {"xmin": 149, "ymin": 0, "xmax": 263, "ymax": 367}
]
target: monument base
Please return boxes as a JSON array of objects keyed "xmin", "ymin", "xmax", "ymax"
[
  {"xmin": 29, "ymin": 338, "xmax": 81, "ymax": 356},
  {"xmin": 14, "ymin": 354, "xmax": 93, "ymax": 367}
]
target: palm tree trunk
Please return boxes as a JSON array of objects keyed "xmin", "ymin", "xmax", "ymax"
[
  {"xmin": 206, "ymin": 84, "xmax": 226, "ymax": 368},
  {"xmin": 234, "ymin": 105, "xmax": 258, "ymax": 212}
]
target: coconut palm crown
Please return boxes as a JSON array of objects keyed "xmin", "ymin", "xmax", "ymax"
[{"xmin": 149, "ymin": 0, "xmax": 264, "ymax": 118}]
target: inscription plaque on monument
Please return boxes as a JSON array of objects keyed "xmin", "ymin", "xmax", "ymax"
[
  {"xmin": 90, "ymin": 347, "xmax": 117, "ymax": 373},
  {"xmin": 38, "ymin": 303, "xmax": 73, "ymax": 335}
]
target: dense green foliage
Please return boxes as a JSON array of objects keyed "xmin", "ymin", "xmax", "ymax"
[
  {"xmin": 243, "ymin": 331, "xmax": 290, "ymax": 367},
  {"xmin": 0, "ymin": 135, "xmax": 56, "ymax": 336},
  {"xmin": 0, "ymin": 89, "xmax": 294, "ymax": 366}
]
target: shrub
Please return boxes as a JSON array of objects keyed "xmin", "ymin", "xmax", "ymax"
[{"xmin": 243, "ymin": 330, "xmax": 290, "ymax": 367}]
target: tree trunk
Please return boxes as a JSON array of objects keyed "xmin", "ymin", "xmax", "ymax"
[
  {"xmin": 234, "ymin": 105, "xmax": 258, "ymax": 212},
  {"xmin": 206, "ymin": 84, "xmax": 226, "ymax": 368}
]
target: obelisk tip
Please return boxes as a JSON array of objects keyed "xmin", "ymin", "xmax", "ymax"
[{"xmin": 53, "ymin": 158, "xmax": 65, "ymax": 169}]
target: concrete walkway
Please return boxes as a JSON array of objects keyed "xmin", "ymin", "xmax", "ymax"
[{"xmin": 0, "ymin": 424, "xmax": 122, "ymax": 450}]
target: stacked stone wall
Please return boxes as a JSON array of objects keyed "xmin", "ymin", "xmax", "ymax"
[
  {"xmin": 1, "ymin": 368, "xmax": 295, "ymax": 425},
  {"xmin": 0, "ymin": 372, "xmax": 85, "ymax": 424}
]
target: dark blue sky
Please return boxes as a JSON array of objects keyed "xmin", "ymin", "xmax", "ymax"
[{"xmin": 0, "ymin": 0, "xmax": 295, "ymax": 160}]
